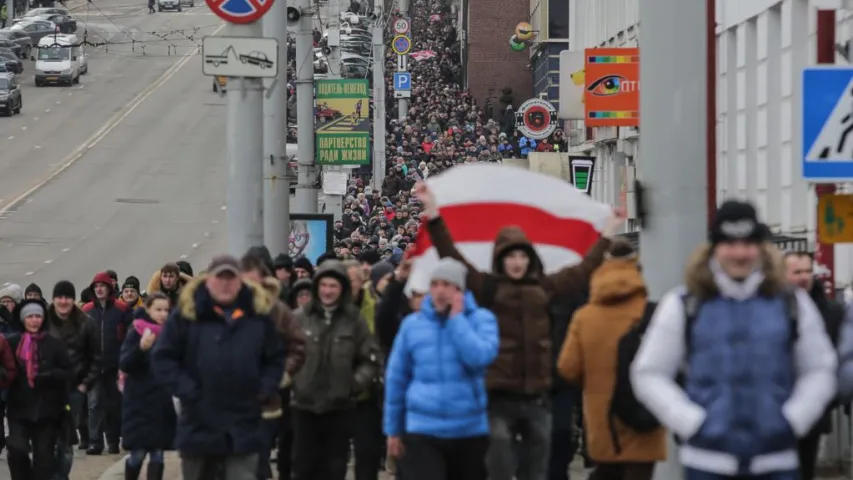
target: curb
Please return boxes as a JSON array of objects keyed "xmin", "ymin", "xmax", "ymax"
[{"xmin": 97, "ymin": 454, "xmax": 129, "ymax": 480}]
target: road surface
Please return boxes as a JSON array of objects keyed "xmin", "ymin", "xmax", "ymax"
[{"xmin": 0, "ymin": 0, "xmax": 228, "ymax": 290}]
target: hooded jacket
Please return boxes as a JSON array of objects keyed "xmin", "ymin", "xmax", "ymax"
[
  {"xmin": 150, "ymin": 275, "xmax": 285, "ymax": 455},
  {"xmin": 46, "ymin": 303, "xmax": 101, "ymax": 390},
  {"xmin": 146, "ymin": 269, "xmax": 193, "ymax": 307},
  {"xmin": 631, "ymin": 243, "xmax": 836, "ymax": 476},
  {"xmin": 558, "ymin": 255, "xmax": 666, "ymax": 462},
  {"xmin": 290, "ymin": 260, "xmax": 381, "ymax": 414},
  {"xmin": 427, "ymin": 216, "xmax": 610, "ymax": 394},
  {"xmin": 82, "ymin": 274, "xmax": 131, "ymax": 371}
]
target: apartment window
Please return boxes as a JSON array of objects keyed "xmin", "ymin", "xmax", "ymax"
[{"xmin": 548, "ymin": 0, "xmax": 568, "ymax": 39}]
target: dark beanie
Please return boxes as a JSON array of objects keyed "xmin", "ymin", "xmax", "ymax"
[
  {"xmin": 106, "ymin": 270, "xmax": 118, "ymax": 283},
  {"xmin": 370, "ymin": 261, "xmax": 395, "ymax": 288},
  {"xmin": 52, "ymin": 280, "xmax": 76, "ymax": 300},
  {"xmin": 25, "ymin": 283, "xmax": 42, "ymax": 297},
  {"xmin": 122, "ymin": 276, "xmax": 140, "ymax": 292},
  {"xmin": 176, "ymin": 260, "xmax": 193, "ymax": 277},
  {"xmin": 709, "ymin": 200, "xmax": 770, "ymax": 246},
  {"xmin": 358, "ymin": 249, "xmax": 381, "ymax": 266},
  {"xmin": 243, "ymin": 246, "xmax": 276, "ymax": 277},
  {"xmin": 316, "ymin": 251, "xmax": 339, "ymax": 267},
  {"xmin": 293, "ymin": 256, "xmax": 314, "ymax": 276},
  {"xmin": 273, "ymin": 253, "xmax": 293, "ymax": 271}
]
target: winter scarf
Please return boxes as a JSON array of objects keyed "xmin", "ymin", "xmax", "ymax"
[
  {"xmin": 17, "ymin": 332, "xmax": 44, "ymax": 388},
  {"xmin": 132, "ymin": 319, "xmax": 163, "ymax": 337}
]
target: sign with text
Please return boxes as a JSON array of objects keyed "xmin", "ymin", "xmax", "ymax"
[
  {"xmin": 315, "ymin": 79, "xmax": 371, "ymax": 165},
  {"xmin": 584, "ymin": 47, "xmax": 639, "ymax": 127}
]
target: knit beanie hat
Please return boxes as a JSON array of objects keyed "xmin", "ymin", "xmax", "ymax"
[
  {"xmin": 0, "ymin": 284, "xmax": 23, "ymax": 304},
  {"xmin": 430, "ymin": 258, "xmax": 467, "ymax": 291},
  {"xmin": 176, "ymin": 261, "xmax": 193, "ymax": 277},
  {"xmin": 273, "ymin": 254, "xmax": 293, "ymax": 271},
  {"xmin": 122, "ymin": 276, "xmax": 140, "ymax": 292},
  {"xmin": 24, "ymin": 283, "xmax": 42, "ymax": 298},
  {"xmin": 370, "ymin": 262, "xmax": 395, "ymax": 288},
  {"xmin": 52, "ymin": 280, "xmax": 76, "ymax": 300},
  {"xmin": 293, "ymin": 256, "xmax": 314, "ymax": 276},
  {"xmin": 20, "ymin": 302, "xmax": 44, "ymax": 320},
  {"xmin": 709, "ymin": 200, "xmax": 770, "ymax": 246}
]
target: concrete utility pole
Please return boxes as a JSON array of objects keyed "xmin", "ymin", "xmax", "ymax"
[
  {"xmin": 397, "ymin": 0, "xmax": 409, "ymax": 120},
  {"xmin": 637, "ymin": 0, "xmax": 708, "ymax": 478},
  {"xmin": 372, "ymin": 5, "xmax": 387, "ymax": 190},
  {"xmin": 261, "ymin": 0, "xmax": 290, "ymax": 255},
  {"xmin": 293, "ymin": 0, "xmax": 318, "ymax": 213},
  {"xmin": 226, "ymin": 23, "xmax": 265, "ymax": 256},
  {"xmin": 323, "ymin": 0, "xmax": 345, "ymax": 217}
]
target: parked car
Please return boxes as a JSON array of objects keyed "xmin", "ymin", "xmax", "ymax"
[
  {"xmin": 0, "ymin": 30, "xmax": 33, "ymax": 58},
  {"xmin": 0, "ymin": 51, "xmax": 23, "ymax": 74},
  {"xmin": 23, "ymin": 6, "xmax": 69, "ymax": 17},
  {"xmin": 180, "ymin": 0, "xmax": 195, "ymax": 7},
  {"xmin": 10, "ymin": 20, "xmax": 57, "ymax": 44},
  {"xmin": 0, "ymin": 38, "xmax": 23, "ymax": 59},
  {"xmin": 0, "ymin": 74, "xmax": 22, "ymax": 116},
  {"xmin": 29, "ymin": 14, "xmax": 76, "ymax": 33}
]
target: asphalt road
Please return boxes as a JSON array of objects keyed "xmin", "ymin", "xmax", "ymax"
[{"xmin": 0, "ymin": 0, "xmax": 228, "ymax": 292}]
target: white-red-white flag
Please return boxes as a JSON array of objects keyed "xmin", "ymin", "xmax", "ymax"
[{"xmin": 406, "ymin": 164, "xmax": 612, "ymax": 294}]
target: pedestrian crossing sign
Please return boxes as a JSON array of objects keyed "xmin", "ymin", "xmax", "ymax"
[{"xmin": 802, "ymin": 65, "xmax": 853, "ymax": 181}]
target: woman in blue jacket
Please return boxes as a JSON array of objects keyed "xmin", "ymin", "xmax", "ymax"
[
  {"xmin": 120, "ymin": 293, "xmax": 176, "ymax": 480},
  {"xmin": 383, "ymin": 257, "xmax": 499, "ymax": 480}
]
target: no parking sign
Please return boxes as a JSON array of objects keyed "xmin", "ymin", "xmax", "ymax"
[{"xmin": 206, "ymin": 0, "xmax": 273, "ymax": 24}]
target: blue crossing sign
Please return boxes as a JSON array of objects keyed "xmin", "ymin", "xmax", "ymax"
[
  {"xmin": 393, "ymin": 72, "xmax": 411, "ymax": 91},
  {"xmin": 803, "ymin": 66, "xmax": 853, "ymax": 181}
]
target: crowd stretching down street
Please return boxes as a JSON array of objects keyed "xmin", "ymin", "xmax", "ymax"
[{"xmin": 0, "ymin": 0, "xmax": 851, "ymax": 480}]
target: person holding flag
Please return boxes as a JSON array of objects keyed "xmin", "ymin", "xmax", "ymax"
[{"xmin": 412, "ymin": 166, "xmax": 626, "ymax": 480}]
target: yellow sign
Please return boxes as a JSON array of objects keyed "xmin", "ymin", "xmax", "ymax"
[{"xmin": 818, "ymin": 194, "xmax": 853, "ymax": 243}]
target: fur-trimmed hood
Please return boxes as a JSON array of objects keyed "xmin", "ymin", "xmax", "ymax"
[
  {"xmin": 146, "ymin": 269, "xmax": 194, "ymax": 295},
  {"xmin": 177, "ymin": 275, "xmax": 276, "ymax": 321},
  {"xmin": 684, "ymin": 242, "xmax": 785, "ymax": 300}
]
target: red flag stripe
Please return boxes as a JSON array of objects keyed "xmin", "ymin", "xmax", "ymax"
[{"xmin": 412, "ymin": 203, "xmax": 600, "ymax": 257}]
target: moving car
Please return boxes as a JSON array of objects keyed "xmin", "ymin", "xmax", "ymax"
[
  {"xmin": 33, "ymin": 33, "xmax": 81, "ymax": 86},
  {"xmin": 315, "ymin": 104, "xmax": 342, "ymax": 124},
  {"xmin": 158, "ymin": 0, "xmax": 182, "ymax": 12},
  {"xmin": 0, "ymin": 74, "xmax": 23, "ymax": 116},
  {"xmin": 29, "ymin": 14, "xmax": 76, "ymax": 33},
  {"xmin": 11, "ymin": 19, "xmax": 56, "ymax": 44},
  {"xmin": 0, "ymin": 30, "xmax": 33, "ymax": 58}
]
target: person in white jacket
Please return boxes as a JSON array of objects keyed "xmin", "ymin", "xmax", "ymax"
[{"xmin": 630, "ymin": 200, "xmax": 836, "ymax": 480}]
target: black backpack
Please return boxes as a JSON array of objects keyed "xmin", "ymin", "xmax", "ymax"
[{"xmin": 608, "ymin": 301, "xmax": 660, "ymax": 454}]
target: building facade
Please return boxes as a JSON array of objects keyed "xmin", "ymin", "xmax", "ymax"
[{"xmin": 569, "ymin": 0, "xmax": 853, "ymax": 288}]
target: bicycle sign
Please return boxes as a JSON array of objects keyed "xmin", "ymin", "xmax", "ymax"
[
  {"xmin": 392, "ymin": 35, "xmax": 411, "ymax": 55},
  {"xmin": 393, "ymin": 18, "xmax": 410, "ymax": 34},
  {"xmin": 206, "ymin": 0, "xmax": 273, "ymax": 24}
]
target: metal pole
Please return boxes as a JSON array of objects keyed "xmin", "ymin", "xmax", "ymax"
[
  {"xmin": 262, "ymin": 0, "xmax": 290, "ymax": 255},
  {"xmin": 227, "ymin": 23, "xmax": 266, "ymax": 256},
  {"xmin": 396, "ymin": 0, "xmax": 409, "ymax": 120},
  {"xmin": 294, "ymin": 0, "xmax": 318, "ymax": 213},
  {"xmin": 816, "ymin": 9, "xmax": 836, "ymax": 298},
  {"xmin": 706, "ymin": 0, "xmax": 717, "ymax": 230},
  {"xmin": 327, "ymin": 0, "xmax": 342, "ymax": 78},
  {"xmin": 638, "ymin": 0, "xmax": 708, "ymax": 478},
  {"xmin": 372, "ymin": 7, "xmax": 387, "ymax": 191}
]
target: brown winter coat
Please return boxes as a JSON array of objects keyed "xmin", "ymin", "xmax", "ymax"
[
  {"xmin": 146, "ymin": 270, "xmax": 193, "ymax": 305},
  {"xmin": 427, "ymin": 216, "xmax": 610, "ymax": 394},
  {"xmin": 557, "ymin": 255, "xmax": 666, "ymax": 462}
]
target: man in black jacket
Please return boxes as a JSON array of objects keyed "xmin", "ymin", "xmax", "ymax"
[
  {"xmin": 784, "ymin": 252, "xmax": 844, "ymax": 480},
  {"xmin": 47, "ymin": 280, "xmax": 102, "ymax": 479}
]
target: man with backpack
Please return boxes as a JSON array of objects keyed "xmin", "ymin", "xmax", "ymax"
[
  {"xmin": 631, "ymin": 200, "xmax": 836, "ymax": 480},
  {"xmin": 557, "ymin": 239, "xmax": 665, "ymax": 480},
  {"xmin": 783, "ymin": 251, "xmax": 844, "ymax": 480}
]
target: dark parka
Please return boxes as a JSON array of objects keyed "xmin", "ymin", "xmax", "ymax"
[
  {"xmin": 82, "ymin": 277, "xmax": 132, "ymax": 372},
  {"xmin": 46, "ymin": 304, "xmax": 102, "ymax": 391},
  {"xmin": 375, "ymin": 275, "xmax": 411, "ymax": 354},
  {"xmin": 6, "ymin": 300, "xmax": 74, "ymax": 422},
  {"xmin": 150, "ymin": 276, "xmax": 285, "ymax": 456},
  {"xmin": 291, "ymin": 260, "xmax": 381, "ymax": 414},
  {"xmin": 808, "ymin": 278, "xmax": 844, "ymax": 434},
  {"xmin": 120, "ymin": 313, "xmax": 176, "ymax": 451},
  {"xmin": 427, "ymin": 217, "xmax": 610, "ymax": 394}
]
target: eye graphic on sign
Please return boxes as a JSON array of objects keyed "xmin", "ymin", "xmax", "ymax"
[{"xmin": 587, "ymin": 75, "xmax": 626, "ymax": 97}]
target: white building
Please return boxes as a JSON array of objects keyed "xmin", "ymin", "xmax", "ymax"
[{"xmin": 567, "ymin": 0, "xmax": 853, "ymax": 288}]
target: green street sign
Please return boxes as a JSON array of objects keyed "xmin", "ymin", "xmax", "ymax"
[{"xmin": 315, "ymin": 79, "xmax": 371, "ymax": 165}]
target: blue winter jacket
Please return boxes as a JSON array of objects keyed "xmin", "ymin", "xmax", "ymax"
[{"xmin": 383, "ymin": 291, "xmax": 498, "ymax": 439}]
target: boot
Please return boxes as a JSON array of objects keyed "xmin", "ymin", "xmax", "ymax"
[
  {"xmin": 146, "ymin": 461, "xmax": 165, "ymax": 480},
  {"xmin": 124, "ymin": 460, "xmax": 142, "ymax": 480}
]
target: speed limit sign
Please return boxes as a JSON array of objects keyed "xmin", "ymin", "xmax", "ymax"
[{"xmin": 393, "ymin": 17, "xmax": 410, "ymax": 34}]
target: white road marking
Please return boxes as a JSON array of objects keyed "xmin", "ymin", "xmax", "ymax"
[
  {"xmin": 26, "ymin": 199, "xmax": 32, "ymax": 203},
  {"xmin": 0, "ymin": 23, "xmax": 227, "ymax": 217},
  {"xmin": 191, "ymin": 243, "xmax": 198, "ymax": 248},
  {"xmin": 212, "ymin": 219, "xmax": 219, "ymax": 224},
  {"xmin": 24, "ymin": 272, "xmax": 34, "ymax": 276},
  {"xmin": 56, "ymin": 101, "xmax": 61, "ymax": 104},
  {"xmin": 62, "ymin": 248, "xmax": 70, "ymax": 252},
  {"xmin": 68, "ymin": 92, "xmax": 73, "ymax": 96},
  {"xmin": 180, "ymin": 254, "xmax": 188, "ymax": 259},
  {"xmin": 7, "ymin": 136, "xmax": 13, "ymax": 140},
  {"xmin": 221, "ymin": 206, "xmax": 226, "ymax": 210},
  {"xmin": 44, "ymin": 260, "xmax": 52, "ymax": 264},
  {"xmin": 203, "ymin": 232, "xmax": 210, "ymax": 237},
  {"xmin": 44, "ymin": 109, "xmax": 50, "ymax": 113},
  {"xmin": 33, "ymin": 117, "xmax": 39, "ymax": 121},
  {"xmin": 34, "ymin": 145, "xmax": 41, "ymax": 149},
  {"xmin": 20, "ymin": 126, "xmax": 26, "ymax": 131}
]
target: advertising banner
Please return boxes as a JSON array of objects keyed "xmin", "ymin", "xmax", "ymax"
[{"xmin": 315, "ymin": 79, "xmax": 371, "ymax": 165}]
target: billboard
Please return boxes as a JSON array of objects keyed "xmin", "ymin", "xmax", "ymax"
[
  {"xmin": 289, "ymin": 214, "xmax": 334, "ymax": 265},
  {"xmin": 584, "ymin": 48, "xmax": 640, "ymax": 127},
  {"xmin": 315, "ymin": 79, "xmax": 371, "ymax": 165}
]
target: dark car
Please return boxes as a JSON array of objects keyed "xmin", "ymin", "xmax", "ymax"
[
  {"xmin": 0, "ymin": 30, "xmax": 34, "ymax": 58},
  {"xmin": 0, "ymin": 38, "xmax": 23, "ymax": 59},
  {"xmin": 33, "ymin": 14, "xmax": 76, "ymax": 33},
  {"xmin": 0, "ymin": 51, "xmax": 23, "ymax": 74},
  {"xmin": 0, "ymin": 74, "xmax": 23, "ymax": 116},
  {"xmin": 11, "ymin": 20, "xmax": 56, "ymax": 44},
  {"xmin": 23, "ymin": 7, "xmax": 70, "ymax": 16}
]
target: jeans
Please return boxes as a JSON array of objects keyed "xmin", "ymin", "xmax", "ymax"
[
  {"xmin": 291, "ymin": 408, "xmax": 352, "ymax": 480},
  {"xmin": 485, "ymin": 394, "xmax": 552, "ymax": 480},
  {"xmin": 128, "ymin": 449, "xmax": 164, "ymax": 468},
  {"xmin": 8, "ymin": 419, "xmax": 60, "ymax": 480},
  {"xmin": 256, "ymin": 419, "xmax": 278, "ymax": 480},
  {"xmin": 87, "ymin": 375, "xmax": 121, "ymax": 449},
  {"xmin": 54, "ymin": 390, "xmax": 86, "ymax": 480},
  {"xmin": 181, "ymin": 453, "xmax": 258, "ymax": 480},
  {"xmin": 352, "ymin": 400, "xmax": 383, "ymax": 480}
]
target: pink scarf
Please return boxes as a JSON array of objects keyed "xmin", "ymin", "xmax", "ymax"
[
  {"xmin": 16, "ymin": 332, "xmax": 44, "ymax": 388},
  {"xmin": 118, "ymin": 320, "xmax": 164, "ymax": 393}
]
